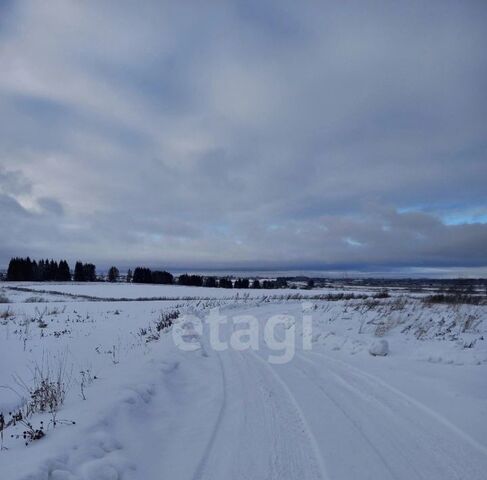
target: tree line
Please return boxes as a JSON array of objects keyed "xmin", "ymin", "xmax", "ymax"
[
  {"xmin": 6, "ymin": 257, "xmax": 98, "ymax": 282},
  {"xmin": 132, "ymin": 267, "xmax": 174, "ymax": 284},
  {"xmin": 130, "ymin": 268, "xmax": 287, "ymax": 289},
  {"xmin": 5, "ymin": 257, "xmax": 289, "ymax": 289},
  {"xmin": 73, "ymin": 262, "xmax": 97, "ymax": 282},
  {"xmin": 7, "ymin": 257, "xmax": 71, "ymax": 281}
]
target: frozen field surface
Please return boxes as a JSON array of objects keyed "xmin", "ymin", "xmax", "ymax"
[
  {"xmin": 1, "ymin": 282, "xmax": 360, "ymax": 301},
  {"xmin": 0, "ymin": 283, "xmax": 486, "ymax": 479}
]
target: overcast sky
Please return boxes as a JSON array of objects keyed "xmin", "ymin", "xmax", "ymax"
[{"xmin": 0, "ymin": 0, "xmax": 486, "ymax": 275}]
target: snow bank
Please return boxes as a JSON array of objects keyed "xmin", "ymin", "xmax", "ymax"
[{"xmin": 369, "ymin": 339, "xmax": 389, "ymax": 356}]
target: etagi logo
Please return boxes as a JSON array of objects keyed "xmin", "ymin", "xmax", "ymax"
[{"xmin": 172, "ymin": 304, "xmax": 313, "ymax": 364}]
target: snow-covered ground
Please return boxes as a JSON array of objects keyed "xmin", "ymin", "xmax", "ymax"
[
  {"xmin": 1, "ymin": 282, "xmax": 365, "ymax": 301},
  {"xmin": 0, "ymin": 283, "xmax": 486, "ymax": 479}
]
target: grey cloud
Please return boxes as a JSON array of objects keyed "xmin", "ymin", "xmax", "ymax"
[
  {"xmin": 0, "ymin": 0, "xmax": 486, "ymax": 273},
  {"xmin": 37, "ymin": 197, "xmax": 64, "ymax": 216},
  {"xmin": 0, "ymin": 167, "xmax": 32, "ymax": 195}
]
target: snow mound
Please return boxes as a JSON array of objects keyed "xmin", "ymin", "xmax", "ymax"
[{"xmin": 369, "ymin": 339, "xmax": 389, "ymax": 356}]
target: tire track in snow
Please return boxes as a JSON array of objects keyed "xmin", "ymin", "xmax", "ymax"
[
  {"xmin": 296, "ymin": 350, "xmax": 487, "ymax": 479},
  {"xmin": 294, "ymin": 353, "xmax": 406, "ymax": 480},
  {"xmin": 191, "ymin": 352, "xmax": 228, "ymax": 480},
  {"xmin": 309, "ymin": 350, "xmax": 487, "ymax": 458},
  {"xmin": 247, "ymin": 350, "xmax": 330, "ymax": 480}
]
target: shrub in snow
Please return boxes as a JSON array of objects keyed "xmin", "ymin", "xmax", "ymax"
[
  {"xmin": 140, "ymin": 309, "xmax": 180, "ymax": 344},
  {"xmin": 369, "ymin": 339, "xmax": 389, "ymax": 356},
  {"xmin": 0, "ymin": 294, "xmax": 10, "ymax": 303}
]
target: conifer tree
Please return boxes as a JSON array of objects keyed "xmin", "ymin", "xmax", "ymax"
[
  {"xmin": 108, "ymin": 266, "xmax": 119, "ymax": 282},
  {"xmin": 74, "ymin": 261, "xmax": 85, "ymax": 281}
]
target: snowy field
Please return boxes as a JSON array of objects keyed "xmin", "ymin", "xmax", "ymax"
[
  {"xmin": 1, "ymin": 282, "xmax": 373, "ymax": 301},
  {"xmin": 0, "ymin": 283, "xmax": 486, "ymax": 479}
]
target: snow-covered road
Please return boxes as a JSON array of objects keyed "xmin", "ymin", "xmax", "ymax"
[{"xmin": 146, "ymin": 323, "xmax": 487, "ymax": 480}]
